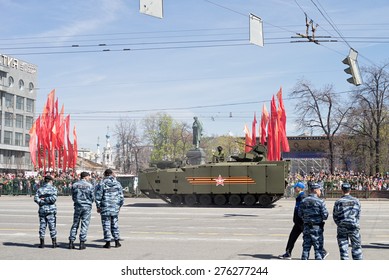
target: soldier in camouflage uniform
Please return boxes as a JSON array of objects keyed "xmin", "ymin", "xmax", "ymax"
[
  {"xmin": 298, "ymin": 182, "xmax": 328, "ymax": 260},
  {"xmin": 34, "ymin": 175, "xmax": 58, "ymax": 248},
  {"xmin": 333, "ymin": 183, "xmax": 363, "ymax": 260},
  {"xmin": 95, "ymin": 169, "xmax": 124, "ymax": 248},
  {"xmin": 68, "ymin": 172, "xmax": 95, "ymax": 250}
]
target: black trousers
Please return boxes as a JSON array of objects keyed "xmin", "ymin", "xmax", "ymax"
[{"xmin": 285, "ymin": 223, "xmax": 303, "ymax": 253}]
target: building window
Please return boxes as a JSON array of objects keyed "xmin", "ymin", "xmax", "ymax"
[
  {"xmin": 8, "ymin": 76, "xmax": 14, "ymax": 87},
  {"xmin": 29, "ymin": 82, "xmax": 34, "ymax": 93},
  {"xmin": 26, "ymin": 116, "xmax": 33, "ymax": 130},
  {"xmin": 19, "ymin": 79, "xmax": 24, "ymax": 90},
  {"xmin": 25, "ymin": 134, "xmax": 30, "ymax": 147},
  {"xmin": 5, "ymin": 112, "xmax": 13, "ymax": 127},
  {"xmin": 15, "ymin": 114, "xmax": 23, "ymax": 128},
  {"xmin": 26, "ymin": 98, "xmax": 34, "ymax": 112},
  {"xmin": 16, "ymin": 96, "xmax": 24, "ymax": 110},
  {"xmin": 15, "ymin": 132, "xmax": 23, "ymax": 146},
  {"xmin": 4, "ymin": 131, "xmax": 12, "ymax": 145},
  {"xmin": 5, "ymin": 93, "xmax": 14, "ymax": 108},
  {"xmin": 0, "ymin": 71, "xmax": 5, "ymax": 86}
]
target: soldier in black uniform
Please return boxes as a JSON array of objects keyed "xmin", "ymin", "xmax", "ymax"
[{"xmin": 278, "ymin": 182, "xmax": 306, "ymax": 259}]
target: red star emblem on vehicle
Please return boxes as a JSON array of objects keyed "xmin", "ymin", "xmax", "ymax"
[{"xmin": 215, "ymin": 175, "xmax": 224, "ymax": 186}]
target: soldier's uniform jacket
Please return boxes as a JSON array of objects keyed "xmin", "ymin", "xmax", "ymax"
[
  {"xmin": 34, "ymin": 182, "xmax": 57, "ymax": 215},
  {"xmin": 95, "ymin": 176, "xmax": 124, "ymax": 216},
  {"xmin": 71, "ymin": 179, "xmax": 95, "ymax": 208},
  {"xmin": 298, "ymin": 194, "xmax": 328, "ymax": 225},
  {"xmin": 333, "ymin": 194, "xmax": 361, "ymax": 228}
]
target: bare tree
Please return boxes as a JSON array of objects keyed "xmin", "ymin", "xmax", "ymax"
[
  {"xmin": 349, "ymin": 63, "xmax": 389, "ymax": 174},
  {"xmin": 290, "ymin": 80, "xmax": 351, "ymax": 173},
  {"xmin": 114, "ymin": 117, "xmax": 141, "ymax": 174},
  {"xmin": 343, "ymin": 103, "xmax": 375, "ymax": 174}
]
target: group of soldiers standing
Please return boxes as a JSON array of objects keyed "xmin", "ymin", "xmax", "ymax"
[
  {"xmin": 34, "ymin": 169, "xmax": 124, "ymax": 250},
  {"xmin": 279, "ymin": 181, "xmax": 363, "ymax": 260}
]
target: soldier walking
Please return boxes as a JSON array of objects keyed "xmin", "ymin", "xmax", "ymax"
[
  {"xmin": 68, "ymin": 172, "xmax": 95, "ymax": 250},
  {"xmin": 34, "ymin": 175, "xmax": 58, "ymax": 248},
  {"xmin": 279, "ymin": 181, "xmax": 329, "ymax": 260},
  {"xmin": 333, "ymin": 183, "xmax": 363, "ymax": 260},
  {"xmin": 95, "ymin": 169, "xmax": 124, "ymax": 248},
  {"xmin": 298, "ymin": 182, "xmax": 328, "ymax": 260}
]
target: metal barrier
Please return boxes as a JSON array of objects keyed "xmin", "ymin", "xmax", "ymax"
[{"xmin": 323, "ymin": 190, "xmax": 389, "ymax": 199}]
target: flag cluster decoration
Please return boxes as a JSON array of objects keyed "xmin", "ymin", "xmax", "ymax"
[
  {"xmin": 244, "ymin": 87, "xmax": 290, "ymax": 161},
  {"xmin": 28, "ymin": 89, "xmax": 78, "ymax": 172}
]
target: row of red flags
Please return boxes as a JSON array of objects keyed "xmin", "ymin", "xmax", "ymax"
[
  {"xmin": 28, "ymin": 89, "xmax": 78, "ymax": 172},
  {"xmin": 244, "ymin": 87, "xmax": 290, "ymax": 160}
]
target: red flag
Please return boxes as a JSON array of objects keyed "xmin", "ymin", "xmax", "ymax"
[
  {"xmin": 260, "ymin": 104, "xmax": 269, "ymax": 145},
  {"xmin": 56, "ymin": 105, "xmax": 65, "ymax": 169},
  {"xmin": 64, "ymin": 115, "xmax": 70, "ymax": 170},
  {"xmin": 43, "ymin": 90, "xmax": 55, "ymax": 136},
  {"xmin": 251, "ymin": 113, "xmax": 257, "ymax": 146},
  {"xmin": 244, "ymin": 124, "xmax": 252, "ymax": 152},
  {"xmin": 40, "ymin": 90, "xmax": 56, "ymax": 170},
  {"xmin": 29, "ymin": 120, "xmax": 37, "ymax": 167},
  {"xmin": 73, "ymin": 126, "xmax": 78, "ymax": 167},
  {"xmin": 66, "ymin": 118, "xmax": 74, "ymax": 169},
  {"xmin": 276, "ymin": 87, "xmax": 290, "ymax": 152},
  {"xmin": 267, "ymin": 95, "xmax": 280, "ymax": 160},
  {"xmin": 35, "ymin": 116, "xmax": 42, "ymax": 169},
  {"xmin": 57, "ymin": 105, "xmax": 65, "ymax": 147}
]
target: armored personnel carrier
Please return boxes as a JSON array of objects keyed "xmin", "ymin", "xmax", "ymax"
[{"xmin": 138, "ymin": 144, "xmax": 289, "ymax": 207}]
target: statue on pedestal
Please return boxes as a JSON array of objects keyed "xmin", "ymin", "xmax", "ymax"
[{"xmin": 192, "ymin": 116, "xmax": 203, "ymax": 149}]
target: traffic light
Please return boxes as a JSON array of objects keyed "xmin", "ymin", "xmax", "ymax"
[{"xmin": 343, "ymin": 48, "xmax": 362, "ymax": 86}]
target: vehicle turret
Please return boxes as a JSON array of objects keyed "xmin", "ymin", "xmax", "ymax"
[{"xmin": 231, "ymin": 143, "xmax": 267, "ymax": 162}]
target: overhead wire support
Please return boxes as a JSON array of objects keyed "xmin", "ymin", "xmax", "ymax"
[
  {"xmin": 290, "ymin": 35, "xmax": 337, "ymax": 44},
  {"xmin": 294, "ymin": 12, "xmax": 322, "ymax": 44}
]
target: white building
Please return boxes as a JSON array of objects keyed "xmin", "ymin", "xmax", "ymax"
[
  {"xmin": 102, "ymin": 129, "xmax": 115, "ymax": 169},
  {"xmin": 0, "ymin": 54, "xmax": 37, "ymax": 172}
]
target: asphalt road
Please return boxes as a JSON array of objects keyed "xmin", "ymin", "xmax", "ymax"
[{"xmin": 1, "ymin": 195, "xmax": 389, "ymax": 260}]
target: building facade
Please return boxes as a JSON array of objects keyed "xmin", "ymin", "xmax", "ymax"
[
  {"xmin": 0, "ymin": 54, "xmax": 37, "ymax": 172},
  {"xmin": 282, "ymin": 135, "xmax": 331, "ymax": 174}
]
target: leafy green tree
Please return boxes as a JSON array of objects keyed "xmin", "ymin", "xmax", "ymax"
[
  {"xmin": 202, "ymin": 134, "xmax": 242, "ymax": 162},
  {"xmin": 143, "ymin": 113, "xmax": 191, "ymax": 162}
]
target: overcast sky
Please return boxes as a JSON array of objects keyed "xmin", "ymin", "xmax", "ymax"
[{"xmin": 1, "ymin": 0, "xmax": 389, "ymax": 151}]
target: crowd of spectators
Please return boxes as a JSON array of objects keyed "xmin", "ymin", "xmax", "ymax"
[
  {"xmin": 0, "ymin": 171, "xmax": 101, "ymax": 196},
  {"xmin": 285, "ymin": 170, "xmax": 389, "ymax": 198}
]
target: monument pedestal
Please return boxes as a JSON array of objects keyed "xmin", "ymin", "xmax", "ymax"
[{"xmin": 186, "ymin": 148, "xmax": 206, "ymax": 165}]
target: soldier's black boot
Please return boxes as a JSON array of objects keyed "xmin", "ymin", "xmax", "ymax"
[
  {"xmin": 52, "ymin": 238, "xmax": 57, "ymax": 248},
  {"xmin": 38, "ymin": 238, "xmax": 44, "ymax": 248},
  {"xmin": 103, "ymin": 241, "xmax": 111, "ymax": 249},
  {"xmin": 68, "ymin": 241, "xmax": 75, "ymax": 249},
  {"xmin": 115, "ymin": 240, "xmax": 122, "ymax": 248},
  {"xmin": 79, "ymin": 241, "xmax": 86, "ymax": 250}
]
